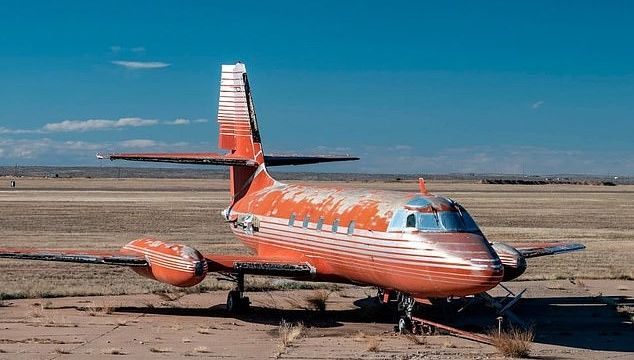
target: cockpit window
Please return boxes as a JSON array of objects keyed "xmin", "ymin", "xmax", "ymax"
[
  {"xmin": 417, "ymin": 213, "xmax": 441, "ymax": 230},
  {"xmin": 436, "ymin": 208, "xmax": 480, "ymax": 232},
  {"xmin": 406, "ymin": 213, "xmax": 416, "ymax": 228},
  {"xmin": 387, "ymin": 206, "xmax": 480, "ymax": 233}
]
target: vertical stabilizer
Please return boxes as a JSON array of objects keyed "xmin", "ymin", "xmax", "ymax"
[{"xmin": 217, "ymin": 63, "xmax": 274, "ymax": 201}]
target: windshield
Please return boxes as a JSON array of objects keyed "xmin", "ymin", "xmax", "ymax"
[{"xmin": 389, "ymin": 206, "xmax": 481, "ymax": 233}]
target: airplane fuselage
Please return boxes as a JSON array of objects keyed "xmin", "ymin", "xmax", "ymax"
[{"xmin": 229, "ymin": 182, "xmax": 504, "ymax": 298}]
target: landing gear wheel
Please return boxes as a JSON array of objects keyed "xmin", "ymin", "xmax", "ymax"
[
  {"xmin": 226, "ymin": 291, "xmax": 242, "ymax": 313},
  {"xmin": 398, "ymin": 316, "xmax": 412, "ymax": 334}
]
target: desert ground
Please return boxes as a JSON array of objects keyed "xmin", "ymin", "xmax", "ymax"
[{"xmin": 0, "ymin": 177, "xmax": 632, "ymax": 359}]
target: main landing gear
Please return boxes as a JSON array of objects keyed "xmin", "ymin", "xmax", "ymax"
[{"xmin": 225, "ymin": 273, "xmax": 250, "ymax": 313}]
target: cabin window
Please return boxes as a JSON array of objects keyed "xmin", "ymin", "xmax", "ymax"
[
  {"xmin": 347, "ymin": 220, "xmax": 355, "ymax": 235},
  {"xmin": 406, "ymin": 213, "xmax": 416, "ymax": 228},
  {"xmin": 316, "ymin": 216, "xmax": 324, "ymax": 231},
  {"xmin": 302, "ymin": 215, "xmax": 310, "ymax": 229},
  {"xmin": 332, "ymin": 219, "xmax": 339, "ymax": 233},
  {"xmin": 288, "ymin": 213, "xmax": 296, "ymax": 227}
]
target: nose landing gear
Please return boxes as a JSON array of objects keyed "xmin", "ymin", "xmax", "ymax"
[{"xmin": 378, "ymin": 289, "xmax": 419, "ymax": 334}]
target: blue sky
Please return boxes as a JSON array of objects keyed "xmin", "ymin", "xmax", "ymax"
[{"xmin": 1, "ymin": 1, "xmax": 632, "ymax": 174}]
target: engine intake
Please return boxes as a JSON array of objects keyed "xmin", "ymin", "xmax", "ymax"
[{"xmin": 491, "ymin": 242, "xmax": 527, "ymax": 282}]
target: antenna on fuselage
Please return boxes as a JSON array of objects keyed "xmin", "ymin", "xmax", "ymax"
[{"xmin": 418, "ymin": 178, "xmax": 429, "ymax": 195}]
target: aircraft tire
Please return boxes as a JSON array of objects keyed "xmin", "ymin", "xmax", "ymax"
[
  {"xmin": 226, "ymin": 290, "xmax": 241, "ymax": 313},
  {"xmin": 398, "ymin": 316, "xmax": 411, "ymax": 334},
  {"xmin": 227, "ymin": 291, "xmax": 250, "ymax": 313}
]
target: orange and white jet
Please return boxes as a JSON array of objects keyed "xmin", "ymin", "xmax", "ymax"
[{"xmin": 0, "ymin": 63, "xmax": 584, "ymax": 330}]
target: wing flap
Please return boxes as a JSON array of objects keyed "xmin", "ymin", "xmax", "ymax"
[
  {"xmin": 103, "ymin": 152, "xmax": 258, "ymax": 166},
  {"xmin": 204, "ymin": 254, "xmax": 315, "ymax": 277},
  {"xmin": 0, "ymin": 248, "xmax": 147, "ymax": 266},
  {"xmin": 513, "ymin": 242, "xmax": 586, "ymax": 259}
]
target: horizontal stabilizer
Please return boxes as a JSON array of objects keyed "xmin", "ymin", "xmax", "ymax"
[
  {"xmin": 264, "ymin": 154, "xmax": 360, "ymax": 167},
  {"xmin": 513, "ymin": 242, "xmax": 586, "ymax": 259},
  {"xmin": 101, "ymin": 152, "xmax": 258, "ymax": 166},
  {"xmin": 0, "ymin": 248, "xmax": 147, "ymax": 266},
  {"xmin": 100, "ymin": 152, "xmax": 358, "ymax": 167}
]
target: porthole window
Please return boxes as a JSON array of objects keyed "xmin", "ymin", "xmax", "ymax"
[
  {"xmin": 302, "ymin": 215, "xmax": 310, "ymax": 229},
  {"xmin": 332, "ymin": 219, "xmax": 339, "ymax": 233},
  {"xmin": 316, "ymin": 216, "xmax": 324, "ymax": 231},
  {"xmin": 347, "ymin": 220, "xmax": 356, "ymax": 235},
  {"xmin": 288, "ymin": 213, "xmax": 296, "ymax": 227}
]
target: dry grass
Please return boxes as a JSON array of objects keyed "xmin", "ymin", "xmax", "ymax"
[
  {"xmin": 197, "ymin": 326, "xmax": 215, "ymax": 334},
  {"xmin": 305, "ymin": 290, "xmax": 331, "ymax": 312},
  {"xmin": 53, "ymin": 348, "xmax": 72, "ymax": 354},
  {"xmin": 0, "ymin": 178, "xmax": 633, "ymax": 298},
  {"xmin": 489, "ymin": 327, "xmax": 535, "ymax": 358},
  {"xmin": 156, "ymin": 290, "xmax": 186, "ymax": 302},
  {"xmin": 193, "ymin": 346, "xmax": 211, "ymax": 353},
  {"xmin": 149, "ymin": 347, "xmax": 173, "ymax": 353},
  {"xmin": 275, "ymin": 320, "xmax": 304, "ymax": 357},
  {"xmin": 366, "ymin": 337, "xmax": 381, "ymax": 352},
  {"xmin": 101, "ymin": 347, "xmax": 126, "ymax": 355},
  {"xmin": 403, "ymin": 333, "xmax": 425, "ymax": 345},
  {"xmin": 278, "ymin": 320, "xmax": 304, "ymax": 347},
  {"xmin": 352, "ymin": 331, "xmax": 382, "ymax": 352},
  {"xmin": 42, "ymin": 301, "xmax": 54, "ymax": 309}
]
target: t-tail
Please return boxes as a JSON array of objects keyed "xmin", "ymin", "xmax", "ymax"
[
  {"xmin": 101, "ymin": 62, "xmax": 359, "ymax": 203},
  {"xmin": 217, "ymin": 63, "xmax": 274, "ymax": 202}
]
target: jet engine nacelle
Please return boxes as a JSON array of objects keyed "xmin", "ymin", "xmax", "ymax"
[
  {"xmin": 491, "ymin": 242, "xmax": 527, "ymax": 282},
  {"xmin": 121, "ymin": 238, "xmax": 208, "ymax": 287}
]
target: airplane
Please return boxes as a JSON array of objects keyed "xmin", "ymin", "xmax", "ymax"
[{"xmin": 0, "ymin": 62, "xmax": 584, "ymax": 333}]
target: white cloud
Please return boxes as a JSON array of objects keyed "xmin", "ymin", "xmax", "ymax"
[
  {"xmin": 111, "ymin": 61, "xmax": 170, "ymax": 69},
  {"xmin": 131, "ymin": 47, "xmax": 146, "ymax": 53},
  {"xmin": 43, "ymin": 118, "xmax": 158, "ymax": 132},
  {"xmin": 1, "ymin": 117, "xmax": 201, "ymax": 134},
  {"xmin": 0, "ymin": 126, "xmax": 38, "ymax": 134},
  {"xmin": 61, "ymin": 141, "xmax": 105, "ymax": 151},
  {"xmin": 164, "ymin": 118, "xmax": 190, "ymax": 125},
  {"xmin": 531, "ymin": 100, "xmax": 544, "ymax": 109},
  {"xmin": 0, "ymin": 138, "xmax": 213, "ymax": 162},
  {"xmin": 119, "ymin": 139, "xmax": 157, "ymax": 148},
  {"xmin": 193, "ymin": 119, "xmax": 209, "ymax": 123}
]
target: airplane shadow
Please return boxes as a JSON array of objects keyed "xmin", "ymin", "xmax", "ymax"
[
  {"xmin": 444, "ymin": 295, "xmax": 634, "ymax": 352},
  {"xmin": 112, "ymin": 294, "xmax": 633, "ymax": 352},
  {"xmin": 114, "ymin": 296, "xmax": 397, "ymax": 329}
]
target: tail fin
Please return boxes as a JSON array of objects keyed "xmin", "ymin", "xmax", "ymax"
[
  {"xmin": 103, "ymin": 62, "xmax": 358, "ymax": 201},
  {"xmin": 218, "ymin": 63, "xmax": 275, "ymax": 201}
]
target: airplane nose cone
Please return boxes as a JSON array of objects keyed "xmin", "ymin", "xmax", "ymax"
[
  {"xmin": 436, "ymin": 232, "xmax": 504, "ymax": 296},
  {"xmin": 469, "ymin": 256, "xmax": 504, "ymax": 291}
]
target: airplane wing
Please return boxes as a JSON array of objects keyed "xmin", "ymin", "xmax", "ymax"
[
  {"xmin": 0, "ymin": 248, "xmax": 147, "ymax": 266},
  {"xmin": 205, "ymin": 254, "xmax": 315, "ymax": 277},
  {"xmin": 0, "ymin": 248, "xmax": 315, "ymax": 277},
  {"xmin": 511, "ymin": 242, "xmax": 586, "ymax": 259}
]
